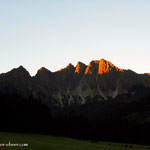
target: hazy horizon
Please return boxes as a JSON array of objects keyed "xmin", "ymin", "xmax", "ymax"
[{"xmin": 1, "ymin": 0, "xmax": 150, "ymax": 75}]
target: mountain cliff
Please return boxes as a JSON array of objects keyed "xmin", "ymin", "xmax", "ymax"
[{"xmin": 0, "ymin": 59, "xmax": 150, "ymax": 107}]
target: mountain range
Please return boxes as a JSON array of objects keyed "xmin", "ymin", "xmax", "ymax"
[
  {"xmin": 0, "ymin": 58, "xmax": 150, "ymax": 108},
  {"xmin": 1, "ymin": 58, "xmax": 150, "ymax": 144}
]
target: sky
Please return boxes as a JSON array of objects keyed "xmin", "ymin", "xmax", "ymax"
[{"xmin": 0, "ymin": 0, "xmax": 150, "ymax": 76}]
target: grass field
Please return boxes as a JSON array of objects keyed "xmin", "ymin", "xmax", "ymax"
[{"xmin": 0, "ymin": 132, "xmax": 149, "ymax": 150}]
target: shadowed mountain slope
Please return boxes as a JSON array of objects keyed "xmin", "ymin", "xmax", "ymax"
[{"xmin": 0, "ymin": 59, "xmax": 150, "ymax": 107}]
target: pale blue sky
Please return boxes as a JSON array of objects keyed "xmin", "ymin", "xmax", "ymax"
[{"xmin": 0, "ymin": 0, "xmax": 150, "ymax": 76}]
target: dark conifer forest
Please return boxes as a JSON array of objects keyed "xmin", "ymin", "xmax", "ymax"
[{"xmin": 0, "ymin": 85, "xmax": 150, "ymax": 145}]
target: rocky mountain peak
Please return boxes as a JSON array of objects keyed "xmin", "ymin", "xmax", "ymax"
[
  {"xmin": 0, "ymin": 66, "xmax": 32, "ymax": 94},
  {"xmin": 75, "ymin": 62, "xmax": 87, "ymax": 74},
  {"xmin": 84, "ymin": 59, "xmax": 124, "ymax": 75},
  {"xmin": 57, "ymin": 63, "xmax": 75, "ymax": 73},
  {"xmin": 18, "ymin": 65, "xmax": 25, "ymax": 69},
  {"xmin": 36, "ymin": 67, "xmax": 52, "ymax": 78},
  {"xmin": 11, "ymin": 65, "xmax": 31, "ymax": 77},
  {"xmin": 98, "ymin": 59, "xmax": 115, "ymax": 75},
  {"xmin": 85, "ymin": 60, "xmax": 99, "ymax": 75},
  {"xmin": 98, "ymin": 59, "xmax": 124, "ymax": 74},
  {"xmin": 38, "ymin": 67, "xmax": 51, "ymax": 73},
  {"xmin": 66, "ymin": 63, "xmax": 74, "ymax": 69},
  {"xmin": 39, "ymin": 67, "xmax": 46, "ymax": 71},
  {"xmin": 16, "ymin": 65, "xmax": 27, "ymax": 71}
]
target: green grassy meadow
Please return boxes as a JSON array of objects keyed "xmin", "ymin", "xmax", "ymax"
[{"xmin": 0, "ymin": 132, "xmax": 149, "ymax": 150}]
